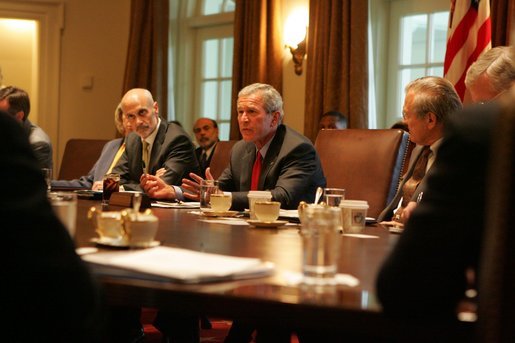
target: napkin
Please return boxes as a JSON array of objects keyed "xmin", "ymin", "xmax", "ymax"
[{"xmin": 82, "ymin": 246, "xmax": 274, "ymax": 283}]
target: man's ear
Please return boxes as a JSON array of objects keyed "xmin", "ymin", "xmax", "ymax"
[
  {"xmin": 271, "ymin": 111, "xmax": 280, "ymax": 126},
  {"xmin": 15, "ymin": 111, "xmax": 24, "ymax": 122},
  {"xmin": 426, "ymin": 112, "xmax": 437, "ymax": 129}
]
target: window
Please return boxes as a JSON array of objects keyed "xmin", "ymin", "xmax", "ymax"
[
  {"xmin": 369, "ymin": 0, "xmax": 449, "ymax": 128},
  {"xmin": 171, "ymin": 0, "xmax": 235, "ymax": 140}
]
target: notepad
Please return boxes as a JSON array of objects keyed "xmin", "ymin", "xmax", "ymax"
[{"xmin": 82, "ymin": 246, "xmax": 274, "ymax": 283}]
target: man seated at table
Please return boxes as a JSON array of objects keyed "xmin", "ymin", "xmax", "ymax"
[
  {"xmin": 193, "ymin": 117, "xmax": 220, "ymax": 178},
  {"xmin": 111, "ymin": 88, "xmax": 199, "ymax": 192},
  {"xmin": 51, "ymin": 103, "xmax": 134, "ymax": 190},
  {"xmin": 142, "ymin": 82, "xmax": 326, "ymax": 211},
  {"xmin": 1, "ymin": 110, "xmax": 104, "ymax": 341},
  {"xmin": 0, "ymin": 86, "xmax": 53, "ymax": 169},
  {"xmin": 377, "ymin": 76, "xmax": 462, "ymax": 225},
  {"xmin": 396, "ymin": 46, "xmax": 515, "ymax": 221},
  {"xmin": 376, "ymin": 82, "xmax": 515, "ymax": 337}
]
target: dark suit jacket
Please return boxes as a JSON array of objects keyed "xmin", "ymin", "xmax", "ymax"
[
  {"xmin": 24, "ymin": 118, "xmax": 53, "ymax": 169},
  {"xmin": 376, "ymin": 103, "xmax": 497, "ymax": 321},
  {"xmin": 1, "ymin": 111, "xmax": 104, "ymax": 341},
  {"xmin": 195, "ymin": 143, "xmax": 216, "ymax": 178},
  {"xmin": 218, "ymin": 124, "xmax": 326, "ymax": 210},
  {"xmin": 113, "ymin": 121, "xmax": 199, "ymax": 191},
  {"xmin": 52, "ymin": 138, "xmax": 123, "ymax": 189},
  {"xmin": 377, "ymin": 145, "xmax": 431, "ymax": 221}
]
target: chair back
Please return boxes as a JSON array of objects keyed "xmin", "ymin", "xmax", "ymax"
[
  {"xmin": 58, "ymin": 138, "xmax": 109, "ymax": 180},
  {"xmin": 477, "ymin": 99, "xmax": 515, "ymax": 343},
  {"xmin": 209, "ymin": 140, "xmax": 237, "ymax": 180},
  {"xmin": 314, "ymin": 129, "xmax": 409, "ymax": 218}
]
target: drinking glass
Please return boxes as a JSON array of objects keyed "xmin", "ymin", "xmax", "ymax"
[
  {"xmin": 42, "ymin": 168, "xmax": 52, "ymax": 193},
  {"xmin": 48, "ymin": 192, "xmax": 78, "ymax": 237},
  {"xmin": 323, "ymin": 188, "xmax": 345, "ymax": 207},
  {"xmin": 200, "ymin": 180, "xmax": 220, "ymax": 212}
]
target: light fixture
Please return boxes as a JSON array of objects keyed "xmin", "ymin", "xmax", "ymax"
[{"xmin": 284, "ymin": 8, "xmax": 308, "ymax": 76}]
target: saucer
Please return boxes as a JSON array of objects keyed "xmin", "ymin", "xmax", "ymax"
[
  {"xmin": 246, "ymin": 219, "xmax": 288, "ymax": 228},
  {"xmin": 201, "ymin": 210, "xmax": 239, "ymax": 217},
  {"xmin": 91, "ymin": 237, "xmax": 160, "ymax": 248}
]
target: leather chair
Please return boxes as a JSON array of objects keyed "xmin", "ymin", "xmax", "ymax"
[
  {"xmin": 58, "ymin": 138, "xmax": 110, "ymax": 180},
  {"xmin": 209, "ymin": 140, "xmax": 237, "ymax": 179},
  {"xmin": 314, "ymin": 129, "xmax": 409, "ymax": 218},
  {"xmin": 477, "ymin": 99, "xmax": 515, "ymax": 343}
]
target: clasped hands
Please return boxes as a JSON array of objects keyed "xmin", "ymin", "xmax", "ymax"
[{"xmin": 139, "ymin": 167, "xmax": 214, "ymax": 200}]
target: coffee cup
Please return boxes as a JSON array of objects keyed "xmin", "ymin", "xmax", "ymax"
[
  {"xmin": 339, "ymin": 200, "xmax": 369, "ymax": 233},
  {"xmin": 254, "ymin": 201, "xmax": 280, "ymax": 222},
  {"xmin": 247, "ymin": 191, "xmax": 272, "ymax": 220},
  {"xmin": 123, "ymin": 211, "xmax": 159, "ymax": 247},
  {"xmin": 209, "ymin": 192, "xmax": 232, "ymax": 212},
  {"xmin": 88, "ymin": 207, "xmax": 125, "ymax": 241}
]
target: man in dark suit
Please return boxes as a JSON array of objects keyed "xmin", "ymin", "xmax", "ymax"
[
  {"xmin": 52, "ymin": 103, "xmax": 134, "ymax": 190},
  {"xmin": 1, "ymin": 110, "xmax": 104, "ymax": 341},
  {"xmin": 376, "ymin": 95, "xmax": 508, "ymax": 325},
  {"xmin": 143, "ymin": 83, "xmax": 326, "ymax": 212},
  {"xmin": 0, "ymin": 86, "xmax": 53, "ymax": 169},
  {"xmin": 193, "ymin": 117, "xmax": 220, "ymax": 178},
  {"xmin": 112, "ymin": 88, "xmax": 199, "ymax": 192},
  {"xmin": 377, "ymin": 76, "xmax": 462, "ymax": 223}
]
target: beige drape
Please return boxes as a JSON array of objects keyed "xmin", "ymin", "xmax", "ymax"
[
  {"xmin": 491, "ymin": 0, "xmax": 515, "ymax": 46},
  {"xmin": 122, "ymin": 0, "xmax": 169, "ymax": 116},
  {"xmin": 229, "ymin": 0, "xmax": 283, "ymax": 140},
  {"xmin": 304, "ymin": 0, "xmax": 368, "ymax": 142}
]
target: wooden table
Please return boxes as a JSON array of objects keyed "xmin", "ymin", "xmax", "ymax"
[{"xmin": 75, "ymin": 199, "xmax": 472, "ymax": 339}]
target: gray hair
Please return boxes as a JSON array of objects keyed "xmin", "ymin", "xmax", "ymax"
[
  {"xmin": 465, "ymin": 46, "xmax": 515, "ymax": 93},
  {"xmin": 405, "ymin": 76, "xmax": 462, "ymax": 125},
  {"xmin": 114, "ymin": 103, "xmax": 124, "ymax": 135},
  {"xmin": 238, "ymin": 83, "xmax": 284, "ymax": 120}
]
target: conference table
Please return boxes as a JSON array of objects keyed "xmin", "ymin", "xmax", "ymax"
[{"xmin": 74, "ymin": 198, "xmax": 472, "ymax": 340}]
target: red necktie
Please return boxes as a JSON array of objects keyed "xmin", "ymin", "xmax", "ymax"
[{"xmin": 251, "ymin": 151, "xmax": 262, "ymax": 190}]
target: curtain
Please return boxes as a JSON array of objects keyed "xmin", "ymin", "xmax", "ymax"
[
  {"xmin": 229, "ymin": 0, "xmax": 283, "ymax": 140},
  {"xmin": 304, "ymin": 0, "xmax": 368, "ymax": 142},
  {"xmin": 491, "ymin": 0, "xmax": 515, "ymax": 46},
  {"xmin": 122, "ymin": 0, "xmax": 169, "ymax": 116}
]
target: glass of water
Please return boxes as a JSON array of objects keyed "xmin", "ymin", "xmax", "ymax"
[
  {"xmin": 323, "ymin": 188, "xmax": 345, "ymax": 207},
  {"xmin": 42, "ymin": 168, "xmax": 52, "ymax": 193}
]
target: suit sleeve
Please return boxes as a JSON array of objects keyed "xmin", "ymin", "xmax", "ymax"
[{"xmin": 159, "ymin": 133, "xmax": 199, "ymax": 186}]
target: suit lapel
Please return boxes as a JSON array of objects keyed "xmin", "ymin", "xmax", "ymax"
[
  {"xmin": 260, "ymin": 125, "xmax": 285, "ymax": 190},
  {"xmin": 148, "ymin": 121, "xmax": 166, "ymax": 174}
]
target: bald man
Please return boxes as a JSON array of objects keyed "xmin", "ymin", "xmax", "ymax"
[{"xmin": 112, "ymin": 88, "xmax": 199, "ymax": 192}]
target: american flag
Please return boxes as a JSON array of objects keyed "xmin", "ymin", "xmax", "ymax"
[{"xmin": 443, "ymin": 0, "xmax": 492, "ymax": 100}]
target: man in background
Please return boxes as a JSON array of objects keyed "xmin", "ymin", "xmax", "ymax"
[
  {"xmin": 193, "ymin": 117, "xmax": 220, "ymax": 178},
  {"xmin": 0, "ymin": 86, "xmax": 53, "ymax": 169},
  {"xmin": 377, "ymin": 76, "xmax": 462, "ymax": 224},
  {"xmin": 465, "ymin": 46, "xmax": 515, "ymax": 104},
  {"xmin": 318, "ymin": 110, "xmax": 348, "ymax": 129},
  {"xmin": 112, "ymin": 88, "xmax": 199, "ymax": 192}
]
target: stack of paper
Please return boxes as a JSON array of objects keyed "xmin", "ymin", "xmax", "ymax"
[{"xmin": 82, "ymin": 246, "xmax": 274, "ymax": 283}]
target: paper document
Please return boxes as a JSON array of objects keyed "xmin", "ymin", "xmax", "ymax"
[
  {"xmin": 82, "ymin": 246, "xmax": 274, "ymax": 283},
  {"xmin": 152, "ymin": 201, "xmax": 200, "ymax": 209}
]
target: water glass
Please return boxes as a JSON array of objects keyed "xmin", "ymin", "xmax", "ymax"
[
  {"xmin": 323, "ymin": 188, "xmax": 345, "ymax": 207},
  {"xmin": 42, "ymin": 168, "xmax": 52, "ymax": 193},
  {"xmin": 200, "ymin": 180, "xmax": 220, "ymax": 212},
  {"xmin": 300, "ymin": 205, "xmax": 342, "ymax": 285},
  {"xmin": 48, "ymin": 192, "xmax": 78, "ymax": 238}
]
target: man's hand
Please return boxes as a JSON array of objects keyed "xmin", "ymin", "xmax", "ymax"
[
  {"xmin": 140, "ymin": 174, "xmax": 175, "ymax": 199},
  {"xmin": 181, "ymin": 168, "xmax": 214, "ymax": 201},
  {"xmin": 92, "ymin": 181, "xmax": 103, "ymax": 191}
]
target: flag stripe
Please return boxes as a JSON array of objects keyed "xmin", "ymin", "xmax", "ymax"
[{"xmin": 444, "ymin": 8, "xmax": 478, "ymax": 73}]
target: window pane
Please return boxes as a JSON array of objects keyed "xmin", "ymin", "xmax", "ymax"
[
  {"xmin": 202, "ymin": 81, "xmax": 218, "ymax": 117},
  {"xmin": 401, "ymin": 14, "xmax": 427, "ymax": 65},
  {"xmin": 221, "ymin": 37, "xmax": 233, "ymax": 78},
  {"xmin": 203, "ymin": 39, "xmax": 219, "ymax": 78},
  {"xmin": 203, "ymin": 0, "xmax": 223, "ymax": 15},
  {"xmin": 223, "ymin": 0, "xmax": 236, "ymax": 12},
  {"xmin": 430, "ymin": 11, "xmax": 449, "ymax": 63},
  {"xmin": 429, "ymin": 66, "xmax": 444, "ymax": 76},
  {"xmin": 219, "ymin": 123, "xmax": 230, "ymax": 140},
  {"xmin": 220, "ymin": 80, "xmax": 232, "ymax": 119}
]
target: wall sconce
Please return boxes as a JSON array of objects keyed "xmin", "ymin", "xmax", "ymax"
[{"xmin": 284, "ymin": 9, "xmax": 308, "ymax": 76}]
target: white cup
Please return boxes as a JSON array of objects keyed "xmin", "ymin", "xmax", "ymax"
[
  {"xmin": 254, "ymin": 201, "xmax": 281, "ymax": 222},
  {"xmin": 123, "ymin": 213, "xmax": 159, "ymax": 247},
  {"xmin": 209, "ymin": 192, "xmax": 232, "ymax": 212},
  {"xmin": 88, "ymin": 207, "xmax": 124, "ymax": 241},
  {"xmin": 48, "ymin": 192, "xmax": 77, "ymax": 237},
  {"xmin": 247, "ymin": 191, "xmax": 272, "ymax": 220},
  {"xmin": 339, "ymin": 200, "xmax": 369, "ymax": 233}
]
